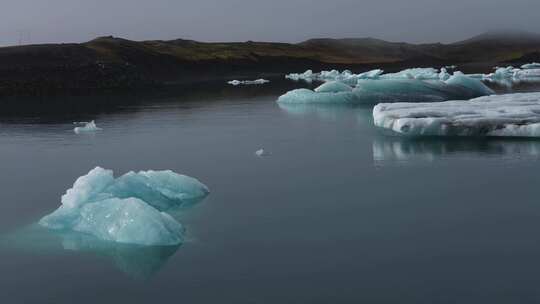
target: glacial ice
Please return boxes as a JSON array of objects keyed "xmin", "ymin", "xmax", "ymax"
[
  {"xmin": 74, "ymin": 121, "xmax": 101, "ymax": 134},
  {"xmin": 285, "ymin": 69, "xmax": 383, "ymax": 83},
  {"xmin": 39, "ymin": 167, "xmax": 209, "ymax": 246},
  {"xmin": 278, "ymin": 74, "xmax": 494, "ymax": 105},
  {"xmin": 373, "ymin": 92, "xmax": 540, "ymax": 137},
  {"xmin": 380, "ymin": 68, "xmax": 441, "ymax": 80},
  {"xmin": 469, "ymin": 65, "xmax": 540, "ymax": 87},
  {"xmin": 521, "ymin": 63, "xmax": 540, "ymax": 69},
  {"xmin": 228, "ymin": 79, "xmax": 270, "ymax": 86},
  {"xmin": 255, "ymin": 149, "xmax": 268, "ymax": 157},
  {"xmin": 314, "ymin": 81, "xmax": 353, "ymax": 93}
]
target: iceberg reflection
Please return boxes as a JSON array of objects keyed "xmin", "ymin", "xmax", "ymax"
[
  {"xmin": 1, "ymin": 224, "xmax": 180, "ymax": 279},
  {"xmin": 373, "ymin": 137, "xmax": 540, "ymax": 164}
]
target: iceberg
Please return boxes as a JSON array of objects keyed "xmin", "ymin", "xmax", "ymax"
[
  {"xmin": 227, "ymin": 79, "xmax": 270, "ymax": 86},
  {"xmin": 285, "ymin": 69, "xmax": 383, "ymax": 84},
  {"xmin": 74, "ymin": 121, "xmax": 101, "ymax": 134},
  {"xmin": 373, "ymin": 92, "xmax": 540, "ymax": 137},
  {"xmin": 278, "ymin": 74, "xmax": 493, "ymax": 105},
  {"xmin": 380, "ymin": 67, "xmax": 440, "ymax": 80},
  {"xmin": 39, "ymin": 167, "xmax": 209, "ymax": 246},
  {"xmin": 521, "ymin": 62, "xmax": 540, "ymax": 69}
]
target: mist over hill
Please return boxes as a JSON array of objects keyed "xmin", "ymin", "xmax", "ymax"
[{"xmin": 1, "ymin": 30, "xmax": 540, "ymax": 95}]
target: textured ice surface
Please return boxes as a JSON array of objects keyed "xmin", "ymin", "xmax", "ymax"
[
  {"xmin": 74, "ymin": 121, "xmax": 101, "ymax": 134},
  {"xmin": 39, "ymin": 167, "xmax": 209, "ymax": 246},
  {"xmin": 278, "ymin": 74, "xmax": 493, "ymax": 105},
  {"xmin": 380, "ymin": 68, "xmax": 440, "ymax": 80},
  {"xmin": 314, "ymin": 81, "xmax": 353, "ymax": 93},
  {"xmin": 228, "ymin": 79, "xmax": 269, "ymax": 86},
  {"xmin": 285, "ymin": 69, "xmax": 383, "ymax": 83},
  {"xmin": 521, "ymin": 63, "xmax": 540, "ymax": 69},
  {"xmin": 373, "ymin": 92, "xmax": 540, "ymax": 137}
]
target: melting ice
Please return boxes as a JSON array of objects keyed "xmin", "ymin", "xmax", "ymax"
[
  {"xmin": 39, "ymin": 167, "xmax": 209, "ymax": 246},
  {"xmin": 278, "ymin": 72, "xmax": 494, "ymax": 105},
  {"xmin": 228, "ymin": 79, "xmax": 270, "ymax": 86},
  {"xmin": 74, "ymin": 121, "xmax": 101, "ymax": 134},
  {"xmin": 373, "ymin": 92, "xmax": 540, "ymax": 137}
]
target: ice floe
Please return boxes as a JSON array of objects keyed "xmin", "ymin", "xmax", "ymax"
[
  {"xmin": 74, "ymin": 121, "xmax": 101, "ymax": 134},
  {"xmin": 228, "ymin": 79, "xmax": 270, "ymax": 86},
  {"xmin": 39, "ymin": 167, "xmax": 209, "ymax": 246},
  {"xmin": 278, "ymin": 74, "xmax": 494, "ymax": 105},
  {"xmin": 521, "ymin": 62, "xmax": 540, "ymax": 69},
  {"xmin": 373, "ymin": 92, "xmax": 540, "ymax": 137}
]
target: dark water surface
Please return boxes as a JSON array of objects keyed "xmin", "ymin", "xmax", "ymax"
[{"xmin": 2, "ymin": 79, "xmax": 540, "ymax": 303}]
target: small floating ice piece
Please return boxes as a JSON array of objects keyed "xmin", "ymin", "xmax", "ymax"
[
  {"xmin": 39, "ymin": 167, "xmax": 209, "ymax": 246},
  {"xmin": 74, "ymin": 120, "xmax": 101, "ymax": 134},
  {"xmin": 373, "ymin": 92, "xmax": 540, "ymax": 137},
  {"xmin": 255, "ymin": 149, "xmax": 269, "ymax": 157},
  {"xmin": 227, "ymin": 79, "xmax": 270, "ymax": 86}
]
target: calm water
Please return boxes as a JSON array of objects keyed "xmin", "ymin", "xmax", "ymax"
[{"xmin": 2, "ymin": 79, "xmax": 540, "ymax": 303}]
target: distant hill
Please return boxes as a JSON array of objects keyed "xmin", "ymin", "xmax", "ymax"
[{"xmin": 1, "ymin": 30, "xmax": 540, "ymax": 94}]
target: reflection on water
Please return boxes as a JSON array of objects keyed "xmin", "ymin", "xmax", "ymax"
[
  {"xmin": 278, "ymin": 102, "xmax": 375, "ymax": 126},
  {"xmin": 373, "ymin": 137, "xmax": 540, "ymax": 164},
  {"xmin": 1, "ymin": 224, "xmax": 180, "ymax": 279}
]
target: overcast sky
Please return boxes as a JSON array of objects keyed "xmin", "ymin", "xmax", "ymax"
[{"xmin": 1, "ymin": 0, "xmax": 539, "ymax": 46}]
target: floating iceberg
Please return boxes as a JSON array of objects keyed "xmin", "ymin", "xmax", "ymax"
[
  {"xmin": 373, "ymin": 92, "xmax": 540, "ymax": 137},
  {"xmin": 278, "ymin": 73, "xmax": 494, "ymax": 105},
  {"xmin": 472, "ymin": 65, "xmax": 540, "ymax": 87},
  {"xmin": 227, "ymin": 79, "xmax": 270, "ymax": 86},
  {"xmin": 74, "ymin": 121, "xmax": 101, "ymax": 134},
  {"xmin": 285, "ymin": 69, "xmax": 383, "ymax": 84},
  {"xmin": 39, "ymin": 167, "xmax": 209, "ymax": 246},
  {"xmin": 521, "ymin": 62, "xmax": 540, "ymax": 69}
]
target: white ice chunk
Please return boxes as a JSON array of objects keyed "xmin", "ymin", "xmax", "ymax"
[
  {"xmin": 228, "ymin": 79, "xmax": 270, "ymax": 86},
  {"xmin": 39, "ymin": 167, "xmax": 209, "ymax": 246},
  {"xmin": 380, "ymin": 68, "xmax": 440, "ymax": 80},
  {"xmin": 255, "ymin": 149, "xmax": 268, "ymax": 157},
  {"xmin": 314, "ymin": 81, "xmax": 353, "ymax": 93},
  {"xmin": 74, "ymin": 121, "xmax": 101, "ymax": 134},
  {"xmin": 373, "ymin": 92, "xmax": 540, "ymax": 137},
  {"xmin": 521, "ymin": 63, "xmax": 540, "ymax": 69},
  {"xmin": 514, "ymin": 69, "xmax": 540, "ymax": 78}
]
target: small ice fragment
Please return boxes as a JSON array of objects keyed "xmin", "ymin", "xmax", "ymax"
[
  {"xmin": 227, "ymin": 79, "xmax": 270, "ymax": 86},
  {"xmin": 255, "ymin": 149, "xmax": 268, "ymax": 157},
  {"xmin": 74, "ymin": 120, "xmax": 101, "ymax": 134}
]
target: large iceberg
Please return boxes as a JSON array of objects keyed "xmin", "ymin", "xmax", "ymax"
[
  {"xmin": 278, "ymin": 74, "xmax": 494, "ymax": 105},
  {"xmin": 373, "ymin": 92, "xmax": 540, "ymax": 137},
  {"xmin": 39, "ymin": 167, "xmax": 209, "ymax": 246}
]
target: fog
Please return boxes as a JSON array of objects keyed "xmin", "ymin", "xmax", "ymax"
[{"xmin": 1, "ymin": 0, "xmax": 539, "ymax": 46}]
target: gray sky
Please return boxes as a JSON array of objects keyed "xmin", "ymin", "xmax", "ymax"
[{"xmin": 1, "ymin": 0, "xmax": 539, "ymax": 46}]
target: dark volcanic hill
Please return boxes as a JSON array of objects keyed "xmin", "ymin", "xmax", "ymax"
[{"xmin": 1, "ymin": 30, "xmax": 540, "ymax": 95}]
